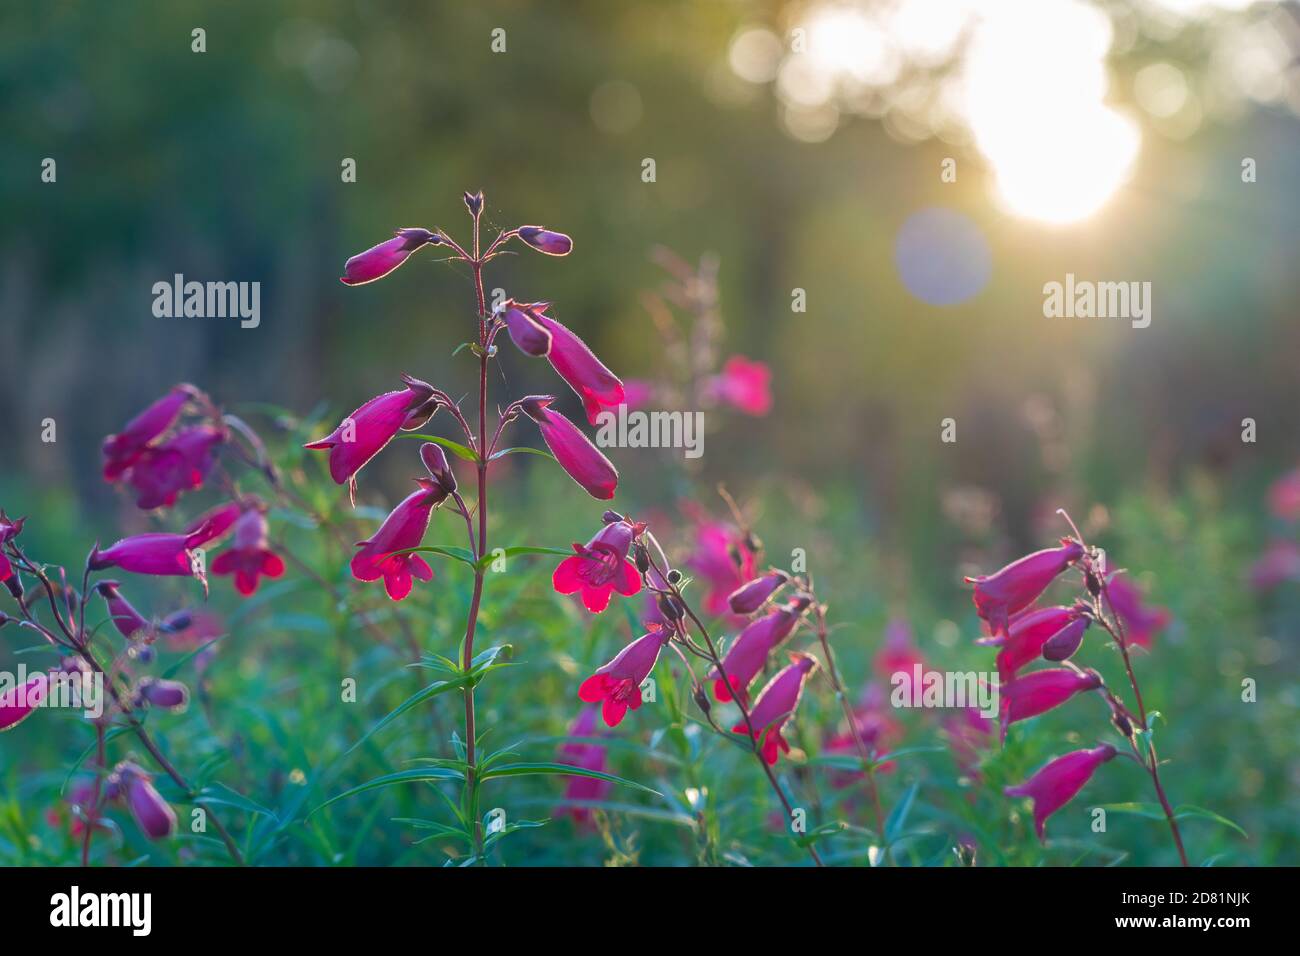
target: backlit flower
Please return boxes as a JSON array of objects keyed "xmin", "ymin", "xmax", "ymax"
[
  {"xmin": 734, "ymin": 653, "xmax": 819, "ymax": 765},
  {"xmin": 704, "ymin": 356, "xmax": 772, "ymax": 416},
  {"xmin": 552, "ymin": 519, "xmax": 641, "ymax": 613},
  {"xmin": 340, "ymin": 228, "xmax": 441, "ymax": 285},
  {"xmin": 1000, "ymin": 667, "xmax": 1101, "ymax": 742},
  {"xmin": 1004, "ymin": 744, "xmax": 1117, "ymax": 840},
  {"xmin": 727, "ymin": 570, "xmax": 789, "ymax": 615},
  {"xmin": 519, "ymin": 397, "xmax": 618, "ymax": 500},
  {"xmin": 517, "ymin": 225, "xmax": 573, "ymax": 256},
  {"xmin": 965, "ymin": 539, "xmax": 1084, "ymax": 636},
  {"xmin": 211, "ymin": 506, "xmax": 285, "ymax": 596},
  {"xmin": 350, "ymin": 479, "xmax": 445, "ymax": 601},
  {"xmin": 578, "ymin": 627, "xmax": 671, "ymax": 727},
  {"xmin": 101, "ymin": 385, "xmax": 195, "ymax": 481},
  {"xmin": 709, "ymin": 596, "xmax": 810, "ymax": 704}
]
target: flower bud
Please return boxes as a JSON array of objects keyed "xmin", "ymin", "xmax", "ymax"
[
  {"xmin": 1041, "ymin": 614, "xmax": 1091, "ymax": 662},
  {"xmin": 634, "ymin": 543, "xmax": 651, "ymax": 575},
  {"xmin": 463, "ymin": 190, "xmax": 484, "ymax": 215},
  {"xmin": 419, "ymin": 443, "xmax": 457, "ymax": 495},
  {"xmin": 137, "ymin": 677, "xmax": 190, "ymax": 710},
  {"xmin": 657, "ymin": 593, "xmax": 684, "ymax": 622},
  {"xmin": 666, "ymin": 568, "xmax": 683, "ymax": 586},
  {"xmin": 602, "ymin": 510, "xmax": 624, "ymax": 524},
  {"xmin": 501, "ymin": 303, "xmax": 553, "ymax": 357},
  {"xmin": 692, "ymin": 683, "xmax": 712, "ymax": 717},
  {"xmin": 517, "ymin": 225, "xmax": 573, "ymax": 256}
]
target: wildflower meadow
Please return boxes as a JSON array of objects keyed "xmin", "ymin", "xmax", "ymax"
[{"xmin": 1, "ymin": 0, "xmax": 1297, "ymax": 938}]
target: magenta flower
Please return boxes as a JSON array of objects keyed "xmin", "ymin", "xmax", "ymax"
[
  {"xmin": 340, "ymin": 228, "xmax": 441, "ymax": 286},
  {"xmin": 500, "ymin": 301, "xmax": 553, "ymax": 357},
  {"xmin": 874, "ymin": 617, "xmax": 926, "ymax": 687},
  {"xmin": 1249, "ymin": 539, "xmax": 1300, "ymax": 590},
  {"xmin": 557, "ymin": 706, "xmax": 611, "ymax": 824},
  {"xmin": 126, "ymin": 424, "xmax": 226, "ymax": 509},
  {"xmin": 704, "ymin": 356, "xmax": 773, "ymax": 416},
  {"xmin": 350, "ymin": 479, "xmax": 446, "ymax": 601},
  {"xmin": 727, "ymin": 570, "xmax": 789, "ymax": 615},
  {"xmin": 519, "ymin": 397, "xmax": 618, "ymax": 500},
  {"xmin": 211, "ymin": 507, "xmax": 285, "ymax": 597},
  {"xmin": 517, "ymin": 225, "xmax": 573, "ymax": 256},
  {"xmin": 1000, "ymin": 667, "xmax": 1101, "ymax": 742},
  {"xmin": 0, "ymin": 511, "xmax": 23, "ymax": 582},
  {"xmin": 965, "ymin": 539, "xmax": 1084, "ymax": 636},
  {"xmin": 1004, "ymin": 744, "xmax": 1117, "ymax": 840},
  {"xmin": 552, "ymin": 519, "xmax": 641, "ymax": 613},
  {"xmin": 94, "ymin": 581, "xmax": 149, "ymax": 639},
  {"xmin": 577, "ymin": 627, "xmax": 671, "ymax": 727},
  {"xmin": 185, "ymin": 501, "xmax": 244, "ymax": 546},
  {"xmin": 709, "ymin": 596, "xmax": 810, "ymax": 704},
  {"xmin": 985, "ymin": 605, "xmax": 1082, "ymax": 683},
  {"xmin": 733, "ymin": 652, "xmax": 819, "ymax": 765},
  {"xmin": 113, "ymin": 762, "xmax": 176, "ymax": 840},
  {"xmin": 687, "ymin": 521, "xmax": 757, "ymax": 618},
  {"xmin": 89, "ymin": 522, "xmax": 214, "ymax": 579},
  {"xmin": 136, "ymin": 677, "xmax": 189, "ymax": 710},
  {"xmin": 1041, "ymin": 613, "xmax": 1092, "ymax": 662},
  {"xmin": 305, "ymin": 375, "xmax": 439, "ymax": 493},
  {"xmin": 1104, "ymin": 575, "xmax": 1170, "ymax": 649},
  {"xmin": 101, "ymin": 385, "xmax": 195, "ymax": 481},
  {"xmin": 1268, "ymin": 467, "xmax": 1300, "ymax": 521},
  {"xmin": 528, "ymin": 310, "xmax": 625, "ymax": 425},
  {"xmin": 0, "ymin": 671, "xmax": 49, "ymax": 732}
]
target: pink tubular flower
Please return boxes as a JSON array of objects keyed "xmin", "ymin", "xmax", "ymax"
[
  {"xmin": 1249, "ymin": 539, "xmax": 1300, "ymax": 590},
  {"xmin": 89, "ymin": 520, "xmax": 215, "ymax": 579},
  {"xmin": 687, "ymin": 521, "xmax": 757, "ymax": 618},
  {"xmin": 126, "ymin": 424, "xmax": 226, "ymax": 509},
  {"xmin": 0, "ymin": 671, "xmax": 49, "ymax": 732},
  {"xmin": 0, "ymin": 511, "xmax": 24, "ymax": 582},
  {"xmin": 1000, "ymin": 667, "xmax": 1101, "ymax": 742},
  {"xmin": 578, "ymin": 626, "xmax": 671, "ymax": 727},
  {"xmin": 94, "ymin": 581, "xmax": 149, "ymax": 638},
  {"xmin": 734, "ymin": 652, "xmax": 819, "ymax": 765},
  {"xmin": 1104, "ymin": 575, "xmax": 1170, "ymax": 649},
  {"xmin": 305, "ymin": 375, "xmax": 439, "ymax": 492},
  {"xmin": 101, "ymin": 385, "xmax": 195, "ymax": 481},
  {"xmin": 552, "ymin": 519, "xmax": 642, "ymax": 613},
  {"xmin": 185, "ymin": 501, "xmax": 244, "ymax": 546},
  {"xmin": 727, "ymin": 570, "xmax": 789, "ymax": 615},
  {"xmin": 528, "ymin": 311, "xmax": 625, "ymax": 425},
  {"xmin": 519, "ymin": 397, "xmax": 618, "ymax": 499},
  {"xmin": 557, "ymin": 706, "xmax": 611, "ymax": 824},
  {"xmin": 114, "ymin": 763, "xmax": 176, "ymax": 840},
  {"xmin": 709, "ymin": 596, "xmax": 810, "ymax": 704},
  {"xmin": 517, "ymin": 225, "xmax": 573, "ymax": 256},
  {"xmin": 1268, "ymin": 467, "xmax": 1300, "ymax": 521},
  {"xmin": 340, "ymin": 228, "xmax": 441, "ymax": 285},
  {"xmin": 704, "ymin": 356, "xmax": 773, "ymax": 416},
  {"xmin": 1004, "ymin": 744, "xmax": 1117, "ymax": 840},
  {"xmin": 984, "ymin": 605, "xmax": 1079, "ymax": 684},
  {"xmin": 500, "ymin": 301, "xmax": 553, "ymax": 357},
  {"xmin": 350, "ymin": 479, "xmax": 445, "ymax": 601},
  {"xmin": 965, "ymin": 539, "xmax": 1085, "ymax": 636},
  {"xmin": 211, "ymin": 507, "xmax": 285, "ymax": 596}
]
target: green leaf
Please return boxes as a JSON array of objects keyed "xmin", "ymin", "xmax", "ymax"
[
  {"xmin": 196, "ymin": 783, "xmax": 278, "ymax": 821},
  {"xmin": 311, "ymin": 768, "xmax": 466, "ymax": 814},
  {"xmin": 475, "ymin": 545, "xmax": 572, "ymax": 570},
  {"xmin": 479, "ymin": 762, "xmax": 661, "ymax": 796},
  {"xmin": 885, "ymin": 782, "xmax": 919, "ymax": 843},
  {"xmin": 390, "ymin": 545, "xmax": 478, "ymax": 568},
  {"xmin": 397, "ymin": 433, "xmax": 479, "ymax": 462},
  {"xmin": 489, "ymin": 446, "xmax": 556, "ymax": 462},
  {"xmin": 345, "ymin": 676, "xmax": 472, "ymax": 756},
  {"xmin": 1096, "ymin": 801, "xmax": 1169, "ymax": 822},
  {"xmin": 1173, "ymin": 805, "xmax": 1248, "ymax": 838}
]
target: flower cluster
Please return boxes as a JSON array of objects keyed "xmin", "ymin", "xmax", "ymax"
[{"xmin": 965, "ymin": 515, "xmax": 1186, "ymax": 860}]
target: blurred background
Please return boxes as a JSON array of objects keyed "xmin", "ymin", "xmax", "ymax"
[{"xmin": 2, "ymin": 0, "xmax": 1298, "ymax": 865}]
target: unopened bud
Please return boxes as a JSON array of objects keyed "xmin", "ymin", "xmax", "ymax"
[
  {"xmin": 602, "ymin": 510, "xmax": 624, "ymax": 524},
  {"xmin": 666, "ymin": 568, "xmax": 683, "ymax": 586},
  {"xmin": 634, "ymin": 544, "xmax": 650, "ymax": 575},
  {"xmin": 692, "ymin": 683, "xmax": 712, "ymax": 717},
  {"xmin": 657, "ymin": 593, "xmax": 684, "ymax": 622}
]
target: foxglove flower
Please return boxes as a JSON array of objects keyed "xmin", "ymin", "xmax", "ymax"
[
  {"xmin": 528, "ymin": 311, "xmax": 625, "ymax": 425},
  {"xmin": 340, "ymin": 228, "xmax": 441, "ymax": 285},
  {"xmin": 519, "ymin": 397, "xmax": 618, "ymax": 499},
  {"xmin": 727, "ymin": 570, "xmax": 789, "ymax": 615},
  {"xmin": 90, "ymin": 520, "xmax": 216, "ymax": 579},
  {"xmin": 114, "ymin": 762, "xmax": 176, "ymax": 840},
  {"xmin": 0, "ymin": 511, "xmax": 23, "ymax": 582},
  {"xmin": 1104, "ymin": 575, "xmax": 1170, "ymax": 649},
  {"xmin": 126, "ymin": 424, "xmax": 226, "ymax": 509},
  {"xmin": 982, "ymin": 605, "xmax": 1080, "ymax": 683},
  {"xmin": 211, "ymin": 507, "xmax": 285, "ymax": 596},
  {"xmin": 557, "ymin": 706, "xmax": 611, "ymax": 824},
  {"xmin": 704, "ymin": 356, "xmax": 773, "ymax": 416},
  {"xmin": 101, "ymin": 385, "xmax": 194, "ymax": 481},
  {"xmin": 0, "ymin": 671, "xmax": 49, "ymax": 731},
  {"xmin": 578, "ymin": 626, "xmax": 671, "ymax": 727},
  {"xmin": 517, "ymin": 225, "xmax": 573, "ymax": 256},
  {"xmin": 708, "ymin": 596, "xmax": 810, "ymax": 704},
  {"xmin": 552, "ymin": 519, "xmax": 641, "ymax": 613},
  {"xmin": 966, "ymin": 539, "xmax": 1084, "ymax": 636},
  {"xmin": 94, "ymin": 581, "xmax": 149, "ymax": 639},
  {"xmin": 1004, "ymin": 744, "xmax": 1117, "ymax": 840},
  {"xmin": 500, "ymin": 301, "xmax": 553, "ymax": 357},
  {"xmin": 350, "ymin": 479, "xmax": 445, "ymax": 601},
  {"xmin": 734, "ymin": 653, "xmax": 819, "ymax": 765},
  {"xmin": 1000, "ymin": 667, "xmax": 1101, "ymax": 742},
  {"xmin": 687, "ymin": 521, "xmax": 757, "ymax": 618},
  {"xmin": 136, "ymin": 677, "xmax": 189, "ymax": 710},
  {"xmin": 305, "ymin": 375, "xmax": 439, "ymax": 493}
]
